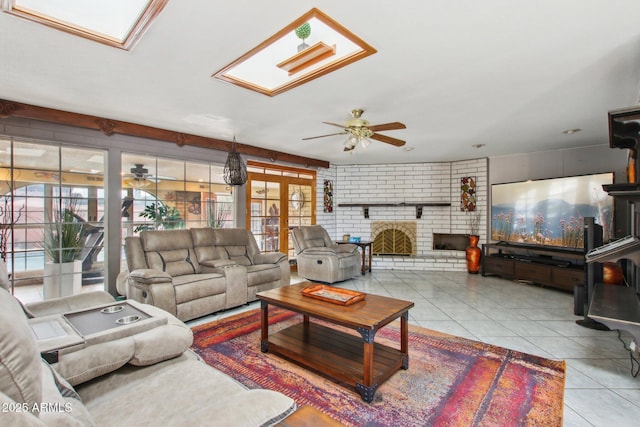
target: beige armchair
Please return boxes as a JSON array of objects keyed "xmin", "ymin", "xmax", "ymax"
[{"xmin": 291, "ymin": 225, "xmax": 361, "ymax": 284}]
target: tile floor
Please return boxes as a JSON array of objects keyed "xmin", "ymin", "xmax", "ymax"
[{"xmin": 14, "ymin": 270, "xmax": 640, "ymax": 426}]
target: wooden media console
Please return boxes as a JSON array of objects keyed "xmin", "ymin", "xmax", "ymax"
[{"xmin": 482, "ymin": 243, "xmax": 586, "ymax": 292}]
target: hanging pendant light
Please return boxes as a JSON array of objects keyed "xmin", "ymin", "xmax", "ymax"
[{"xmin": 223, "ymin": 137, "xmax": 247, "ymax": 186}]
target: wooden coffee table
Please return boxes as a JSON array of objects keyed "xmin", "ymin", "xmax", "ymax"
[{"xmin": 257, "ymin": 282, "xmax": 414, "ymax": 402}]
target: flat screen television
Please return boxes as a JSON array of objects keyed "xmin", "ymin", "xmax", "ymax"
[{"xmin": 491, "ymin": 173, "xmax": 614, "ymax": 249}]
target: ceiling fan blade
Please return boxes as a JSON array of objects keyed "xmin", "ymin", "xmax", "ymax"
[
  {"xmin": 371, "ymin": 133, "xmax": 406, "ymax": 147},
  {"xmin": 302, "ymin": 131, "xmax": 348, "ymax": 140},
  {"xmin": 367, "ymin": 122, "xmax": 407, "ymax": 132},
  {"xmin": 322, "ymin": 121, "xmax": 347, "ymax": 129}
]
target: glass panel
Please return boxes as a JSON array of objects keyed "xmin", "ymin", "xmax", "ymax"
[
  {"xmin": 2, "ymin": 140, "xmax": 106, "ymax": 298},
  {"xmin": 186, "ymin": 162, "xmax": 209, "ymax": 183},
  {"xmin": 246, "ymin": 165, "xmax": 264, "ymax": 173},
  {"xmin": 287, "ymin": 183, "xmax": 313, "ymax": 263},
  {"xmin": 122, "ymin": 154, "xmax": 233, "ymax": 238},
  {"xmin": 211, "ymin": 164, "xmax": 225, "ymax": 184},
  {"xmin": 249, "ymin": 180, "xmax": 280, "ymax": 253}
]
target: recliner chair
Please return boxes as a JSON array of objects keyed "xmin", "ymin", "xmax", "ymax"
[{"xmin": 291, "ymin": 225, "xmax": 361, "ymax": 284}]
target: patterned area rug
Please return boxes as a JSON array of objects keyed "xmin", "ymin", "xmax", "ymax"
[{"xmin": 191, "ymin": 308, "xmax": 565, "ymax": 427}]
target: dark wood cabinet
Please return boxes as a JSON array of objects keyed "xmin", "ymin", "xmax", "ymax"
[{"xmin": 482, "ymin": 243, "xmax": 585, "ymax": 292}]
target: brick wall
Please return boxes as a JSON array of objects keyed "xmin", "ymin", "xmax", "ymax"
[{"xmin": 317, "ymin": 158, "xmax": 488, "ymax": 271}]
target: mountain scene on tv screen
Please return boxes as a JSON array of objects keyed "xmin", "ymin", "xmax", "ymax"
[{"xmin": 491, "ymin": 198, "xmax": 613, "ymax": 249}]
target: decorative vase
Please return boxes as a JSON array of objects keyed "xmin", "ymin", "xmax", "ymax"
[{"xmin": 466, "ymin": 235, "xmax": 481, "ymax": 274}]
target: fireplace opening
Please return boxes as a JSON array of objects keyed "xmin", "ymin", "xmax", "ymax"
[
  {"xmin": 373, "ymin": 229, "xmax": 413, "ymax": 256},
  {"xmin": 433, "ymin": 233, "xmax": 468, "ymax": 251},
  {"xmin": 371, "ymin": 221, "xmax": 417, "ymax": 256}
]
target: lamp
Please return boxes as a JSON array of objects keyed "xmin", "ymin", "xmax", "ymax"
[
  {"xmin": 343, "ymin": 127, "xmax": 374, "ymax": 152},
  {"xmin": 223, "ymin": 137, "xmax": 247, "ymax": 186}
]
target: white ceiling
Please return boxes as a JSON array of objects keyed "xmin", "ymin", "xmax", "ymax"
[{"xmin": 2, "ymin": 0, "xmax": 640, "ymax": 166}]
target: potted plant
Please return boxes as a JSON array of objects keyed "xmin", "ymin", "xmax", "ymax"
[
  {"xmin": 134, "ymin": 202, "xmax": 184, "ymax": 232},
  {"xmin": 43, "ymin": 197, "xmax": 87, "ymax": 299}
]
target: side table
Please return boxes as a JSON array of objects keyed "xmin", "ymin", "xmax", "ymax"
[{"xmin": 336, "ymin": 240, "xmax": 372, "ymax": 275}]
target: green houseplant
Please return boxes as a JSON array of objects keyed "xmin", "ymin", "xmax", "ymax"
[
  {"xmin": 44, "ymin": 200, "xmax": 86, "ymax": 263},
  {"xmin": 134, "ymin": 202, "xmax": 184, "ymax": 232},
  {"xmin": 43, "ymin": 197, "xmax": 87, "ymax": 299}
]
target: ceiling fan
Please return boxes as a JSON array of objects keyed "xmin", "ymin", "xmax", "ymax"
[
  {"xmin": 303, "ymin": 109, "xmax": 406, "ymax": 152},
  {"xmin": 123, "ymin": 164, "xmax": 174, "ymax": 188}
]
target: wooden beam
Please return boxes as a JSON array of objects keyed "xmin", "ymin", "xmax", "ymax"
[{"xmin": 0, "ymin": 99, "xmax": 330, "ymax": 169}]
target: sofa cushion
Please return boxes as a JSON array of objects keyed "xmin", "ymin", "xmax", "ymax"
[
  {"xmin": 194, "ymin": 246, "xmax": 229, "ymax": 264},
  {"xmin": 223, "ymin": 246, "xmax": 252, "ymax": 266},
  {"xmin": 189, "ymin": 227, "xmax": 217, "ymax": 247},
  {"xmin": 172, "ymin": 274, "xmax": 227, "ymax": 304},
  {"xmin": 213, "ymin": 228, "xmax": 262, "ymax": 263},
  {"xmin": 293, "ymin": 225, "xmax": 334, "ymax": 252},
  {"xmin": 0, "ymin": 289, "xmax": 42, "ymax": 408},
  {"xmin": 76, "ymin": 355, "xmax": 296, "ymax": 427},
  {"xmin": 139, "ymin": 230, "xmax": 201, "ymax": 276},
  {"xmin": 145, "ymin": 248, "xmax": 201, "ymax": 276}
]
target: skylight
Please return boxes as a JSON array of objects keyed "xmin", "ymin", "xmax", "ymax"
[
  {"xmin": 213, "ymin": 8, "xmax": 377, "ymax": 97},
  {"xmin": 1, "ymin": 0, "xmax": 168, "ymax": 50}
]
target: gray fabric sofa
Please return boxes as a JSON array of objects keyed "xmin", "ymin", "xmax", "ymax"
[
  {"xmin": 125, "ymin": 228, "xmax": 290, "ymax": 322},
  {"xmin": 0, "ymin": 267, "xmax": 296, "ymax": 426},
  {"xmin": 291, "ymin": 225, "xmax": 361, "ymax": 284}
]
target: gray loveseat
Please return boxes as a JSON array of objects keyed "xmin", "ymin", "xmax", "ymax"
[{"xmin": 125, "ymin": 228, "xmax": 290, "ymax": 321}]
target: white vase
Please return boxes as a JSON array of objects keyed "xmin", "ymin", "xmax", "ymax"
[{"xmin": 43, "ymin": 260, "xmax": 82, "ymax": 300}]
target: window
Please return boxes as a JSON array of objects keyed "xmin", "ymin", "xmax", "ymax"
[
  {"xmin": 0, "ymin": 139, "xmax": 106, "ymax": 290},
  {"xmin": 2, "ymin": 0, "xmax": 168, "ymax": 50},
  {"xmin": 121, "ymin": 154, "xmax": 233, "ymax": 240}
]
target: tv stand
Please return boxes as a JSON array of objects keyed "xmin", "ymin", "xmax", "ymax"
[{"xmin": 482, "ymin": 243, "xmax": 585, "ymax": 292}]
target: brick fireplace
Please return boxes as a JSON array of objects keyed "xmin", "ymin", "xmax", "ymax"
[{"xmin": 320, "ymin": 158, "xmax": 487, "ymax": 272}]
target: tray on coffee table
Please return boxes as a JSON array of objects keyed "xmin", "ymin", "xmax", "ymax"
[{"xmin": 301, "ymin": 284, "xmax": 365, "ymax": 305}]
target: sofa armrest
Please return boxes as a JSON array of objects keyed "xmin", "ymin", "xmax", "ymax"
[
  {"xmin": 301, "ymin": 247, "xmax": 337, "ymax": 255},
  {"xmin": 129, "ymin": 269, "xmax": 172, "ymax": 284},
  {"xmin": 128, "ymin": 270, "xmax": 177, "ymax": 316},
  {"xmin": 253, "ymin": 252, "xmax": 287, "ymax": 265},
  {"xmin": 200, "ymin": 259, "xmax": 237, "ymax": 268},
  {"xmin": 25, "ymin": 291, "xmax": 116, "ymax": 317},
  {"xmin": 334, "ymin": 243, "xmax": 358, "ymax": 254}
]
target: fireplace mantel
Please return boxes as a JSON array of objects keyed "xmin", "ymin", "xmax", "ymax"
[{"xmin": 338, "ymin": 202, "xmax": 451, "ymax": 219}]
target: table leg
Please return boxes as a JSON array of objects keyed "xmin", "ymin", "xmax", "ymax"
[
  {"xmin": 260, "ymin": 301, "xmax": 269, "ymax": 353},
  {"xmin": 367, "ymin": 243, "xmax": 372, "ymax": 272},
  {"xmin": 361, "ymin": 245, "xmax": 366, "ymax": 275},
  {"xmin": 401, "ymin": 311, "xmax": 409, "ymax": 369},
  {"xmin": 356, "ymin": 327, "xmax": 378, "ymax": 403}
]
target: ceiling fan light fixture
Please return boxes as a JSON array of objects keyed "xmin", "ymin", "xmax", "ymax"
[
  {"xmin": 305, "ymin": 108, "xmax": 406, "ymax": 152},
  {"xmin": 125, "ymin": 177, "xmax": 152, "ymax": 188},
  {"xmin": 344, "ymin": 135, "xmax": 358, "ymax": 151},
  {"xmin": 124, "ymin": 163, "xmax": 152, "ymax": 188}
]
